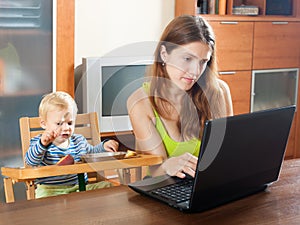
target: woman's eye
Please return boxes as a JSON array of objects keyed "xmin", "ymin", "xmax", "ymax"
[{"xmin": 200, "ymin": 60, "xmax": 207, "ymax": 65}]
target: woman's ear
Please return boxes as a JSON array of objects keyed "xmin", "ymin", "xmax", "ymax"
[
  {"xmin": 40, "ymin": 119, "xmax": 46, "ymax": 129},
  {"xmin": 160, "ymin": 45, "xmax": 168, "ymax": 63}
]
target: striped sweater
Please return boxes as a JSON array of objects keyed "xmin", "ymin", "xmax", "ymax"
[{"xmin": 25, "ymin": 134, "xmax": 107, "ymax": 185}]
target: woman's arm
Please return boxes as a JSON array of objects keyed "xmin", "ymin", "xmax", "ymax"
[
  {"xmin": 127, "ymin": 88, "xmax": 168, "ymax": 176},
  {"xmin": 127, "ymin": 88, "xmax": 198, "ymax": 178}
]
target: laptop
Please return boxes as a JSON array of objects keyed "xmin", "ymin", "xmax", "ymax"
[{"xmin": 128, "ymin": 105, "xmax": 296, "ymax": 213}]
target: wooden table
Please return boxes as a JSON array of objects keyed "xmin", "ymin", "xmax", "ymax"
[
  {"xmin": 1, "ymin": 159, "xmax": 299, "ymax": 225},
  {"xmin": 1, "ymin": 154, "xmax": 163, "ymax": 203}
]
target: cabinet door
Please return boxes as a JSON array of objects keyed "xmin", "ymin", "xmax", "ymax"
[
  {"xmin": 253, "ymin": 22, "xmax": 300, "ymax": 69},
  {"xmin": 210, "ymin": 21, "xmax": 254, "ymax": 71},
  {"xmin": 220, "ymin": 71, "xmax": 251, "ymax": 115}
]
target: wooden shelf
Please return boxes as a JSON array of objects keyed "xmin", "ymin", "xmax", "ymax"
[
  {"xmin": 201, "ymin": 14, "xmax": 300, "ymax": 21},
  {"xmin": 101, "ymin": 130, "xmax": 133, "ymax": 138},
  {"xmin": 176, "ymin": 0, "xmax": 300, "ymax": 18}
]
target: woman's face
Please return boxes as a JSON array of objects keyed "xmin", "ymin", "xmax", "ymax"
[{"xmin": 160, "ymin": 41, "xmax": 212, "ymax": 91}]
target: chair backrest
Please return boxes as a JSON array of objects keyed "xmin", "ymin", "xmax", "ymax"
[{"xmin": 19, "ymin": 112, "xmax": 101, "ymax": 166}]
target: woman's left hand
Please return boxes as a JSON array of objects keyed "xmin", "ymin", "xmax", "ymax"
[{"xmin": 162, "ymin": 152, "xmax": 198, "ymax": 178}]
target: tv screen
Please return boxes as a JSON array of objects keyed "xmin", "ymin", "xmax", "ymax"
[{"xmin": 102, "ymin": 65, "xmax": 147, "ymax": 117}]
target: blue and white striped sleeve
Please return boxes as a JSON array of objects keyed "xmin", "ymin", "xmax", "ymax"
[
  {"xmin": 25, "ymin": 135, "xmax": 48, "ymax": 166},
  {"xmin": 86, "ymin": 139, "xmax": 108, "ymax": 153}
]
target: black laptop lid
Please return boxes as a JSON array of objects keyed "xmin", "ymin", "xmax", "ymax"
[{"xmin": 190, "ymin": 105, "xmax": 295, "ymax": 211}]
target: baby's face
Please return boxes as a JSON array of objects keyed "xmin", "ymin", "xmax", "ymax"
[{"xmin": 45, "ymin": 107, "xmax": 76, "ymax": 145}]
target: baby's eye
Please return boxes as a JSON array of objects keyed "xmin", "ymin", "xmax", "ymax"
[
  {"xmin": 184, "ymin": 57, "xmax": 191, "ymax": 61},
  {"xmin": 68, "ymin": 121, "xmax": 73, "ymax": 126}
]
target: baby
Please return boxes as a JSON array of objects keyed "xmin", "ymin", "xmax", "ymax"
[{"xmin": 25, "ymin": 91, "xmax": 119, "ymax": 198}]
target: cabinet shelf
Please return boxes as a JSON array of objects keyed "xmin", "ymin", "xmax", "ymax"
[
  {"xmin": 200, "ymin": 14, "xmax": 300, "ymax": 22},
  {"xmin": 176, "ymin": 0, "xmax": 300, "ymax": 18},
  {"xmin": 228, "ymin": 0, "xmax": 294, "ymax": 16}
]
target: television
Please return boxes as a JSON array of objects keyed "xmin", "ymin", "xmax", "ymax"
[{"xmin": 76, "ymin": 56, "xmax": 154, "ymax": 133}]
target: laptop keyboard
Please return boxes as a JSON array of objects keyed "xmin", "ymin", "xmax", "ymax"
[{"xmin": 150, "ymin": 179, "xmax": 193, "ymax": 203}]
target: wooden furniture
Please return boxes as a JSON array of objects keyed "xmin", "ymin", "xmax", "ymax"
[
  {"xmin": 1, "ymin": 112, "xmax": 162, "ymax": 203},
  {"xmin": 252, "ymin": 21, "xmax": 300, "ymax": 70},
  {"xmin": 19, "ymin": 112, "xmax": 102, "ymax": 156},
  {"xmin": 56, "ymin": 0, "xmax": 75, "ymax": 95},
  {"xmin": 20, "ymin": 111, "xmax": 108, "ymax": 182},
  {"xmin": 227, "ymin": 0, "xmax": 296, "ymax": 16},
  {"xmin": 176, "ymin": 0, "xmax": 299, "ymax": 17},
  {"xmin": 219, "ymin": 71, "xmax": 252, "ymax": 115},
  {"xmin": 3, "ymin": 112, "xmax": 103, "ymax": 202},
  {"xmin": 0, "ymin": 159, "xmax": 299, "ymax": 224},
  {"xmin": 211, "ymin": 18, "xmax": 299, "ymax": 159},
  {"xmin": 175, "ymin": 0, "xmax": 300, "ymax": 159},
  {"xmin": 1, "ymin": 154, "xmax": 163, "ymax": 203}
]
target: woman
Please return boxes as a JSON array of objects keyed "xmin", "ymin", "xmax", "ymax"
[{"xmin": 127, "ymin": 15, "xmax": 233, "ymax": 179}]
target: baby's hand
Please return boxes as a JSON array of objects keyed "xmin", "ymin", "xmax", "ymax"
[
  {"xmin": 41, "ymin": 129, "xmax": 60, "ymax": 147},
  {"xmin": 103, "ymin": 140, "xmax": 119, "ymax": 152}
]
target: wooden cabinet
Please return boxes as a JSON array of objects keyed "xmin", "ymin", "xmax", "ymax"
[
  {"xmin": 179, "ymin": 0, "xmax": 299, "ymax": 17},
  {"xmin": 253, "ymin": 21, "xmax": 300, "ymax": 69},
  {"xmin": 177, "ymin": 0, "xmax": 300, "ymax": 17},
  {"xmin": 209, "ymin": 21, "xmax": 253, "ymax": 114},
  {"xmin": 210, "ymin": 21, "xmax": 253, "ymax": 71},
  {"xmin": 227, "ymin": 0, "xmax": 296, "ymax": 16},
  {"xmin": 175, "ymin": 0, "xmax": 197, "ymax": 16},
  {"xmin": 220, "ymin": 71, "xmax": 251, "ymax": 115}
]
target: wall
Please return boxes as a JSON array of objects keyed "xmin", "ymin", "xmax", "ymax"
[{"xmin": 74, "ymin": 0, "xmax": 175, "ymax": 66}]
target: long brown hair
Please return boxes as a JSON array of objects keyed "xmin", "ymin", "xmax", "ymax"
[{"xmin": 148, "ymin": 15, "xmax": 227, "ymax": 140}]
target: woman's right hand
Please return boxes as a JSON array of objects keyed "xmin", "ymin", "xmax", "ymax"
[{"xmin": 162, "ymin": 152, "xmax": 198, "ymax": 178}]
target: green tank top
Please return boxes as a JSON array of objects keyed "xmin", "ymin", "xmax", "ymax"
[{"xmin": 143, "ymin": 82, "xmax": 201, "ymax": 157}]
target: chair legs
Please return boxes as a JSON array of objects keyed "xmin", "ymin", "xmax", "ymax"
[
  {"xmin": 3, "ymin": 177, "xmax": 15, "ymax": 203},
  {"xmin": 134, "ymin": 167, "xmax": 142, "ymax": 182},
  {"xmin": 3, "ymin": 168, "xmax": 144, "ymax": 203},
  {"xmin": 3, "ymin": 178, "xmax": 36, "ymax": 202},
  {"xmin": 25, "ymin": 181, "xmax": 35, "ymax": 200},
  {"xmin": 117, "ymin": 167, "xmax": 142, "ymax": 185}
]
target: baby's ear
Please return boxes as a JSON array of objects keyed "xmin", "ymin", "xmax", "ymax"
[{"xmin": 40, "ymin": 119, "xmax": 46, "ymax": 129}]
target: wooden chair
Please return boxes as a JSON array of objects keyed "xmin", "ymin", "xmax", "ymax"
[
  {"xmin": 2, "ymin": 112, "xmax": 162, "ymax": 203},
  {"xmin": 16, "ymin": 112, "xmax": 118, "ymax": 200}
]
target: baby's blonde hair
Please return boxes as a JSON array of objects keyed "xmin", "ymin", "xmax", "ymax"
[{"xmin": 39, "ymin": 91, "xmax": 78, "ymax": 120}]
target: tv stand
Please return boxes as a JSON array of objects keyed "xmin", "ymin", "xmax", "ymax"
[
  {"xmin": 101, "ymin": 130, "xmax": 135, "ymax": 151},
  {"xmin": 101, "ymin": 130, "xmax": 133, "ymax": 138}
]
